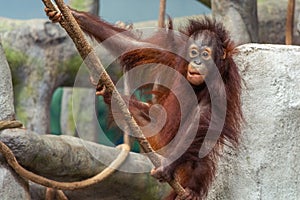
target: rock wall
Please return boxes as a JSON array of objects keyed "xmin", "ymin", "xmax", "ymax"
[
  {"xmin": 258, "ymin": 0, "xmax": 300, "ymax": 45},
  {"xmin": 0, "ymin": 17, "xmax": 79, "ymax": 134},
  {"xmin": 208, "ymin": 44, "xmax": 300, "ymax": 200},
  {"xmin": 0, "ymin": 39, "xmax": 30, "ymax": 200},
  {"xmin": 0, "ymin": 38, "xmax": 15, "ymax": 121}
]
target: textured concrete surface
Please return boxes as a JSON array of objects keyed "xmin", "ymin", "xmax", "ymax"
[
  {"xmin": 258, "ymin": 0, "xmax": 300, "ymax": 45},
  {"xmin": 0, "ymin": 17, "xmax": 78, "ymax": 134},
  {"xmin": 208, "ymin": 44, "xmax": 300, "ymax": 200},
  {"xmin": 0, "ymin": 40, "xmax": 30, "ymax": 200},
  {"xmin": 212, "ymin": 0, "xmax": 258, "ymax": 45},
  {"xmin": 0, "ymin": 39, "xmax": 15, "ymax": 121}
]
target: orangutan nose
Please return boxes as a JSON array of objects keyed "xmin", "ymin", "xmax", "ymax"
[{"xmin": 194, "ymin": 60, "xmax": 202, "ymax": 65}]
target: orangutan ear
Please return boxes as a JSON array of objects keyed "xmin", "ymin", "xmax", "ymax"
[{"xmin": 222, "ymin": 49, "xmax": 227, "ymax": 59}]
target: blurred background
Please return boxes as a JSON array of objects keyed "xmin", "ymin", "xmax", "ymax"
[{"xmin": 0, "ymin": 0, "xmax": 210, "ymax": 22}]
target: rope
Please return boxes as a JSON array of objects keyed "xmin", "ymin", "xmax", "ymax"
[
  {"xmin": 0, "ymin": 120, "xmax": 130, "ymax": 193},
  {"xmin": 0, "ymin": 120, "xmax": 23, "ymax": 131},
  {"xmin": 0, "ymin": 138, "xmax": 130, "ymax": 190}
]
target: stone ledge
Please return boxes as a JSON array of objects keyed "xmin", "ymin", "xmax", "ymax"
[{"xmin": 208, "ymin": 44, "xmax": 300, "ymax": 200}]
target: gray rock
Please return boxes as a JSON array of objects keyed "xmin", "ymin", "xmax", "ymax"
[
  {"xmin": 60, "ymin": 87, "xmax": 99, "ymax": 143},
  {"xmin": 0, "ymin": 17, "xmax": 79, "ymax": 134},
  {"xmin": 0, "ymin": 161, "xmax": 30, "ymax": 200},
  {"xmin": 0, "ymin": 39, "xmax": 30, "ymax": 200},
  {"xmin": 0, "ymin": 39, "xmax": 15, "ymax": 121},
  {"xmin": 258, "ymin": 0, "xmax": 300, "ymax": 45},
  {"xmin": 208, "ymin": 44, "xmax": 300, "ymax": 200},
  {"xmin": 212, "ymin": 0, "xmax": 259, "ymax": 45}
]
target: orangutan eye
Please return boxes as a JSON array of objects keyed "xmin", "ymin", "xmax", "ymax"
[
  {"xmin": 201, "ymin": 48, "xmax": 211, "ymax": 59},
  {"xmin": 202, "ymin": 51, "xmax": 209, "ymax": 57},
  {"xmin": 189, "ymin": 49, "xmax": 199, "ymax": 58}
]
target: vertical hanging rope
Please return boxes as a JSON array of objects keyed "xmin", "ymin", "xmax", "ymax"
[
  {"xmin": 285, "ymin": 0, "xmax": 295, "ymax": 45},
  {"xmin": 158, "ymin": 0, "xmax": 167, "ymax": 28},
  {"xmin": 123, "ymin": 68, "xmax": 131, "ymax": 147}
]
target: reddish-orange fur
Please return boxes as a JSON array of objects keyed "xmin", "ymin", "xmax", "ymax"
[
  {"xmin": 64, "ymin": 9, "xmax": 243, "ymax": 200},
  {"xmin": 120, "ymin": 18, "xmax": 243, "ymax": 200}
]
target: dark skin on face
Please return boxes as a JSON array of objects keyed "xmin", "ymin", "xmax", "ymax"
[
  {"xmin": 186, "ymin": 44, "xmax": 212, "ymax": 86},
  {"xmin": 45, "ymin": 8, "xmax": 242, "ymax": 200}
]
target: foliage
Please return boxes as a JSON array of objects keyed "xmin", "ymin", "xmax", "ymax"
[
  {"xmin": 69, "ymin": 0, "xmax": 90, "ymax": 11},
  {"xmin": 61, "ymin": 54, "xmax": 82, "ymax": 86},
  {"xmin": 3, "ymin": 46, "xmax": 28, "ymax": 89}
]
